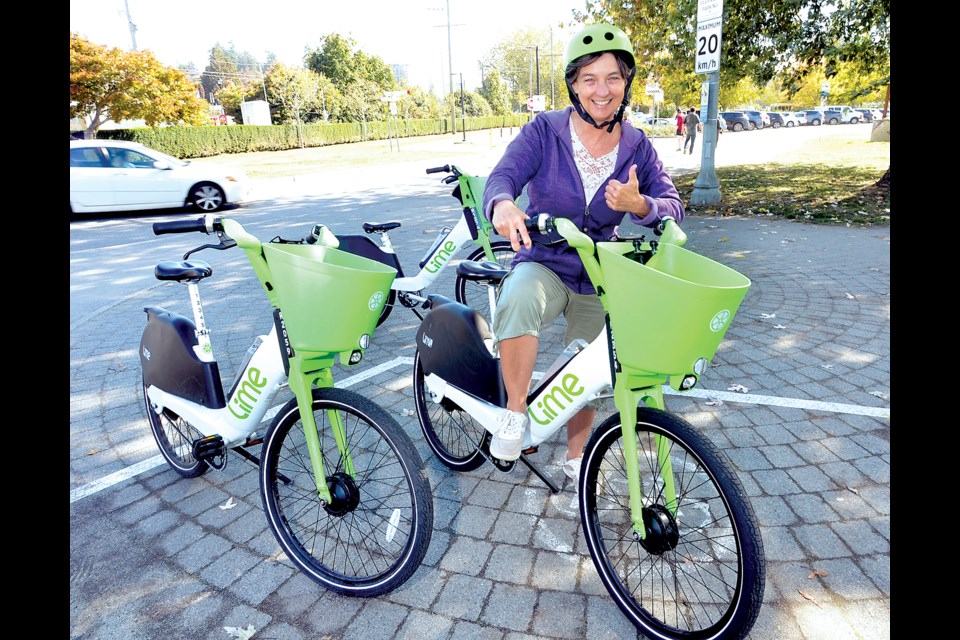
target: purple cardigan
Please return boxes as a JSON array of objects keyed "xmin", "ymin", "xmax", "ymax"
[{"xmin": 483, "ymin": 107, "xmax": 684, "ymax": 294}]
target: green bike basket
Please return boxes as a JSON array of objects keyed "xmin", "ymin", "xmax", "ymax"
[
  {"xmin": 261, "ymin": 243, "xmax": 396, "ymax": 353},
  {"xmin": 596, "ymin": 242, "xmax": 751, "ymax": 375}
]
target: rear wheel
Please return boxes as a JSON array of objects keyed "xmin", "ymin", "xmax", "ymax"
[
  {"xmin": 580, "ymin": 408, "xmax": 765, "ymax": 640},
  {"xmin": 454, "ymin": 241, "xmax": 515, "ymax": 322},
  {"xmin": 260, "ymin": 387, "xmax": 433, "ymax": 596},
  {"xmin": 786, "ymin": 121, "xmax": 795, "ymax": 128},
  {"xmin": 142, "ymin": 383, "xmax": 208, "ymax": 478},
  {"xmin": 413, "ymin": 349, "xmax": 488, "ymax": 471},
  {"xmin": 732, "ymin": 123, "xmax": 743, "ymax": 132},
  {"xmin": 772, "ymin": 122, "xmax": 781, "ymax": 129}
]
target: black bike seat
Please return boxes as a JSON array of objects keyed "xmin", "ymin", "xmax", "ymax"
[
  {"xmin": 154, "ymin": 260, "xmax": 213, "ymax": 282},
  {"xmin": 362, "ymin": 221, "xmax": 401, "ymax": 233},
  {"xmin": 456, "ymin": 260, "xmax": 509, "ymax": 283}
]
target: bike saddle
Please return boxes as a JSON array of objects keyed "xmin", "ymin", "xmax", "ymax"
[
  {"xmin": 456, "ymin": 260, "xmax": 509, "ymax": 284},
  {"xmin": 154, "ymin": 260, "xmax": 213, "ymax": 282},
  {"xmin": 362, "ymin": 221, "xmax": 401, "ymax": 233}
]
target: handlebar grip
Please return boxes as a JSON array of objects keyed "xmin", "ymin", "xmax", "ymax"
[
  {"xmin": 524, "ymin": 213, "xmax": 553, "ymax": 234},
  {"xmin": 425, "ymin": 165, "xmax": 450, "ymax": 174},
  {"xmin": 153, "ymin": 217, "xmax": 208, "ymax": 235}
]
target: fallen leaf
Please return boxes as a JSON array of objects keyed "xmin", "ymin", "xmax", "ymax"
[
  {"xmin": 727, "ymin": 384, "xmax": 750, "ymax": 393},
  {"xmin": 705, "ymin": 399, "xmax": 724, "ymax": 406},
  {"xmin": 219, "ymin": 497, "xmax": 237, "ymax": 510},
  {"xmin": 87, "ymin": 449, "xmax": 100, "ymax": 456},
  {"xmin": 760, "ymin": 313, "xmax": 777, "ymax": 319},
  {"xmin": 773, "ymin": 324, "xmax": 787, "ymax": 329},
  {"xmin": 224, "ymin": 625, "xmax": 256, "ymax": 639},
  {"xmin": 400, "ymin": 408, "xmax": 415, "ymax": 417},
  {"xmin": 847, "ymin": 486, "xmax": 860, "ymax": 495},
  {"xmin": 798, "ymin": 590, "xmax": 821, "ymax": 607},
  {"xmin": 869, "ymin": 390, "xmax": 888, "ymax": 399},
  {"xmin": 845, "ymin": 293, "xmax": 856, "ymax": 299},
  {"xmin": 719, "ymin": 236, "xmax": 729, "ymax": 242},
  {"xmin": 808, "ymin": 570, "xmax": 829, "ymax": 579},
  {"xmin": 821, "ymin": 364, "xmax": 834, "ymax": 369}
]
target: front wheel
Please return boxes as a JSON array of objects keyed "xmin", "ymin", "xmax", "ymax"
[
  {"xmin": 579, "ymin": 408, "xmax": 765, "ymax": 640},
  {"xmin": 413, "ymin": 349, "xmax": 489, "ymax": 471},
  {"xmin": 188, "ymin": 182, "xmax": 226, "ymax": 212},
  {"xmin": 454, "ymin": 241, "xmax": 515, "ymax": 322},
  {"xmin": 732, "ymin": 123, "xmax": 743, "ymax": 132},
  {"xmin": 142, "ymin": 382, "xmax": 208, "ymax": 478},
  {"xmin": 260, "ymin": 387, "xmax": 433, "ymax": 597}
]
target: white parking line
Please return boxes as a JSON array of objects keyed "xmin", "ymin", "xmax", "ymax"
[{"xmin": 70, "ymin": 356, "xmax": 889, "ymax": 504}]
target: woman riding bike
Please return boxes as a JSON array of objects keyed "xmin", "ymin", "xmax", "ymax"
[{"xmin": 482, "ymin": 23, "xmax": 685, "ymax": 483}]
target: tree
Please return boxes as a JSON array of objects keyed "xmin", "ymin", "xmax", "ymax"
[
  {"xmin": 446, "ymin": 89, "xmax": 493, "ymax": 119},
  {"xmin": 266, "ymin": 64, "xmax": 322, "ymax": 147},
  {"xmin": 481, "ymin": 27, "xmax": 568, "ymax": 112},
  {"xmin": 478, "ymin": 68, "xmax": 512, "ymax": 116},
  {"xmin": 70, "ymin": 33, "xmax": 207, "ymax": 138},
  {"xmin": 398, "ymin": 86, "xmax": 443, "ymax": 120}
]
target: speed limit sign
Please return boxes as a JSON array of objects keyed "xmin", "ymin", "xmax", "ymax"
[{"xmin": 695, "ymin": 0, "xmax": 723, "ymax": 74}]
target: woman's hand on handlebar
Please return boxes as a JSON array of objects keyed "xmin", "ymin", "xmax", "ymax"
[{"xmin": 492, "ymin": 200, "xmax": 531, "ymax": 251}]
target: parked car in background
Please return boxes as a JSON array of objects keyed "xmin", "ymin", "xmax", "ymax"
[
  {"xmin": 791, "ymin": 111, "xmax": 808, "ymax": 126},
  {"xmin": 740, "ymin": 110, "xmax": 770, "ymax": 130},
  {"xmin": 719, "ymin": 111, "xmax": 750, "ymax": 132},
  {"xmin": 766, "ymin": 112, "xmax": 785, "ymax": 128},
  {"xmin": 823, "ymin": 105, "xmax": 861, "ymax": 124},
  {"xmin": 854, "ymin": 108, "xmax": 875, "ymax": 123},
  {"xmin": 70, "ymin": 139, "xmax": 250, "ymax": 215},
  {"xmin": 774, "ymin": 112, "xmax": 805, "ymax": 127},
  {"xmin": 803, "ymin": 109, "xmax": 825, "ymax": 126}
]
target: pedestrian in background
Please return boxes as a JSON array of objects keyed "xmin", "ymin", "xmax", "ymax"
[
  {"xmin": 675, "ymin": 107, "xmax": 684, "ymax": 151},
  {"xmin": 683, "ymin": 107, "xmax": 700, "ymax": 154}
]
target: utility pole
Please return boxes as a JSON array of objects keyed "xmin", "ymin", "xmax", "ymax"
[
  {"xmin": 447, "ymin": 0, "xmax": 455, "ymax": 135},
  {"xmin": 123, "ymin": 0, "xmax": 137, "ymax": 50}
]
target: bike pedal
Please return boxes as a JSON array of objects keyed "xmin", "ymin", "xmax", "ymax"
[
  {"xmin": 521, "ymin": 446, "xmax": 538, "ymax": 455},
  {"xmin": 193, "ymin": 435, "xmax": 226, "ymax": 469}
]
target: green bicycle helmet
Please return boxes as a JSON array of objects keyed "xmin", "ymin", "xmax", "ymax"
[{"xmin": 565, "ymin": 23, "xmax": 637, "ymax": 132}]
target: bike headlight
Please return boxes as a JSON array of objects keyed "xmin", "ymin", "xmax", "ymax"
[
  {"xmin": 680, "ymin": 374, "xmax": 698, "ymax": 390},
  {"xmin": 359, "ymin": 334, "xmax": 371, "ymax": 349}
]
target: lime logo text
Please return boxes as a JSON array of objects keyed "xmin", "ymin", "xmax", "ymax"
[
  {"xmin": 424, "ymin": 240, "xmax": 457, "ymax": 274},
  {"xmin": 229, "ymin": 367, "xmax": 268, "ymax": 419},
  {"xmin": 528, "ymin": 373, "xmax": 585, "ymax": 426}
]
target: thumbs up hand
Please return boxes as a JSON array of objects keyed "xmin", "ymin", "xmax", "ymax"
[{"xmin": 605, "ymin": 164, "xmax": 649, "ymax": 216}]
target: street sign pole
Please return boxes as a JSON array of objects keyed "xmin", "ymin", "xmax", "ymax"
[{"xmin": 691, "ymin": 0, "xmax": 723, "ymax": 206}]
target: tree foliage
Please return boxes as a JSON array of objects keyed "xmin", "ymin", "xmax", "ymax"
[
  {"xmin": 266, "ymin": 64, "xmax": 323, "ymax": 145},
  {"xmin": 70, "ymin": 33, "xmax": 207, "ymax": 138},
  {"xmin": 480, "ymin": 27, "xmax": 570, "ymax": 113},
  {"xmin": 478, "ymin": 68, "xmax": 512, "ymax": 116},
  {"xmin": 573, "ymin": 0, "xmax": 889, "ymax": 104},
  {"xmin": 304, "ymin": 34, "xmax": 396, "ymax": 91}
]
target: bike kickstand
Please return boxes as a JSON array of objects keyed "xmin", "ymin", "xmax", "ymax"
[{"xmin": 519, "ymin": 453, "xmax": 562, "ymax": 494}]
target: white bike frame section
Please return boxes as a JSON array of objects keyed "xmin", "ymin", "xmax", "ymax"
[
  {"xmin": 146, "ymin": 324, "xmax": 288, "ymax": 448},
  {"xmin": 392, "ymin": 216, "xmax": 476, "ymax": 292},
  {"xmin": 421, "ymin": 325, "xmax": 613, "ymax": 449}
]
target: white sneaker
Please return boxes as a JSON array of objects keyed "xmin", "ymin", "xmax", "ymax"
[
  {"xmin": 562, "ymin": 457, "xmax": 582, "ymax": 481},
  {"xmin": 490, "ymin": 410, "xmax": 527, "ymax": 461}
]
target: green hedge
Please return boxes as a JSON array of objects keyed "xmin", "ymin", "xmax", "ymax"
[{"xmin": 95, "ymin": 114, "xmax": 529, "ymax": 159}]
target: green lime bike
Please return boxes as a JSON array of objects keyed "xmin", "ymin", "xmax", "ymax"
[
  {"xmin": 413, "ymin": 214, "xmax": 765, "ymax": 638},
  {"xmin": 140, "ymin": 214, "xmax": 433, "ymax": 596}
]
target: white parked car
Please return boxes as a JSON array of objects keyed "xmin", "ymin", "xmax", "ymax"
[
  {"xmin": 70, "ymin": 139, "xmax": 250, "ymax": 215},
  {"xmin": 776, "ymin": 111, "xmax": 805, "ymax": 127}
]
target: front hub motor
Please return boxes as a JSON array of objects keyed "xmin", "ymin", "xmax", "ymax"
[
  {"xmin": 323, "ymin": 472, "xmax": 361, "ymax": 516},
  {"xmin": 638, "ymin": 504, "xmax": 680, "ymax": 554}
]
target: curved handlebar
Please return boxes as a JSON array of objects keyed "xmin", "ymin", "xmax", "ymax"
[{"xmin": 425, "ymin": 165, "xmax": 451, "ymax": 174}]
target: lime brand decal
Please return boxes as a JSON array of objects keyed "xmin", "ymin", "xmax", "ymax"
[
  {"xmin": 421, "ymin": 333, "xmax": 433, "ymax": 348},
  {"xmin": 710, "ymin": 310, "xmax": 732, "ymax": 333},
  {"xmin": 424, "ymin": 240, "xmax": 457, "ymax": 273},
  {"xmin": 229, "ymin": 367, "xmax": 269, "ymax": 419},
  {"xmin": 528, "ymin": 373, "xmax": 585, "ymax": 426},
  {"xmin": 368, "ymin": 291, "xmax": 385, "ymax": 311}
]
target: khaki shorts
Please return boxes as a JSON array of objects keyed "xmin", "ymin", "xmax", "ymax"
[{"xmin": 492, "ymin": 261, "xmax": 605, "ymax": 351}]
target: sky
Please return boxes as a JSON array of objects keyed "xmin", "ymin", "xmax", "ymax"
[{"xmin": 69, "ymin": 0, "xmax": 587, "ymax": 96}]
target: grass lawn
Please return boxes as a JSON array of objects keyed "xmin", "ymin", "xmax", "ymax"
[{"xmin": 675, "ymin": 131, "xmax": 890, "ymax": 226}]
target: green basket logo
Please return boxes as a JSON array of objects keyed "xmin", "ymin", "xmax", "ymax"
[
  {"xmin": 710, "ymin": 309, "xmax": 732, "ymax": 333},
  {"xmin": 368, "ymin": 291, "xmax": 385, "ymax": 311}
]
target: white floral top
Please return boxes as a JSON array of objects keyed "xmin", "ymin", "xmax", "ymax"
[{"xmin": 570, "ymin": 114, "xmax": 619, "ymax": 205}]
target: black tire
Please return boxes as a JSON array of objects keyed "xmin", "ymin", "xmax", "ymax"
[
  {"xmin": 413, "ymin": 349, "xmax": 489, "ymax": 471},
  {"xmin": 850, "ymin": 117, "xmax": 859, "ymax": 124},
  {"xmin": 579, "ymin": 408, "xmax": 765, "ymax": 640},
  {"xmin": 746, "ymin": 122, "xmax": 756, "ymax": 131},
  {"xmin": 786, "ymin": 121, "xmax": 795, "ymax": 128},
  {"xmin": 260, "ymin": 387, "xmax": 433, "ymax": 597},
  {"xmin": 732, "ymin": 123, "xmax": 743, "ymax": 132},
  {"xmin": 142, "ymin": 382, "xmax": 208, "ymax": 478},
  {"xmin": 772, "ymin": 122, "xmax": 781, "ymax": 129},
  {"xmin": 454, "ymin": 241, "xmax": 515, "ymax": 323},
  {"xmin": 811, "ymin": 118, "xmax": 821, "ymax": 126},
  {"xmin": 189, "ymin": 182, "xmax": 226, "ymax": 212}
]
